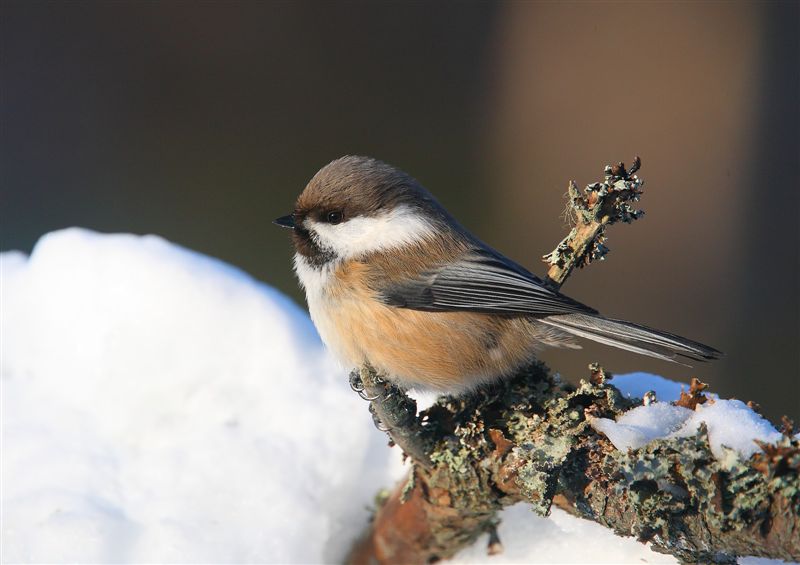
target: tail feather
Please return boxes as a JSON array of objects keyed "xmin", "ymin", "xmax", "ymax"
[{"xmin": 540, "ymin": 313, "xmax": 722, "ymax": 364}]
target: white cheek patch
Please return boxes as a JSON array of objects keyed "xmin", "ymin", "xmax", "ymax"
[{"xmin": 306, "ymin": 205, "xmax": 435, "ymax": 260}]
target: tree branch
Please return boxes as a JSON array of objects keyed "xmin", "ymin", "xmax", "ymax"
[
  {"xmin": 350, "ymin": 367, "xmax": 800, "ymax": 564},
  {"xmin": 347, "ymin": 158, "xmax": 799, "ymax": 564}
]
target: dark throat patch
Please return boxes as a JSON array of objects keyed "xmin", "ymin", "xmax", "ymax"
[{"xmin": 292, "ymin": 228, "xmax": 336, "ymax": 267}]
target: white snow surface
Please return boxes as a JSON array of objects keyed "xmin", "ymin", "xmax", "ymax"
[
  {"xmin": 591, "ymin": 375, "xmax": 782, "ymax": 459},
  {"xmin": 590, "ymin": 402, "xmax": 694, "ymax": 452},
  {"xmin": 609, "ymin": 372, "xmax": 691, "ymax": 402},
  {"xmin": 0, "ymin": 229, "xmax": 786, "ymax": 564}
]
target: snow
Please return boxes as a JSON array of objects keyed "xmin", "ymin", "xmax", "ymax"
[
  {"xmin": 590, "ymin": 402, "xmax": 694, "ymax": 452},
  {"xmin": 672, "ymin": 399, "xmax": 783, "ymax": 459},
  {"xmin": 591, "ymin": 373, "xmax": 783, "ymax": 459},
  {"xmin": 611, "ymin": 372, "xmax": 690, "ymax": 402},
  {"xmin": 0, "ymin": 229, "xmax": 789, "ymax": 564},
  {"xmin": 454, "ymin": 504, "xmax": 677, "ymax": 564},
  {"xmin": 2, "ymin": 228, "xmax": 405, "ymax": 563},
  {"xmin": 611, "ymin": 371, "xmax": 719, "ymax": 403}
]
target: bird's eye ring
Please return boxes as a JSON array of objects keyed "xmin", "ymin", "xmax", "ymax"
[{"xmin": 326, "ymin": 211, "xmax": 343, "ymax": 225}]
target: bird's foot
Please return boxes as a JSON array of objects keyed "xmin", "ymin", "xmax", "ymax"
[
  {"xmin": 350, "ymin": 368, "xmax": 415, "ymax": 432},
  {"xmin": 349, "ymin": 368, "xmax": 386, "ymax": 401}
]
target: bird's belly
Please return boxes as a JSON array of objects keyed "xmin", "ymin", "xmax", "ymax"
[{"xmin": 314, "ymin": 291, "xmax": 539, "ymax": 392}]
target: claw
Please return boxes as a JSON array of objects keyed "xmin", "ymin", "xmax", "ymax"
[
  {"xmin": 370, "ymin": 407, "xmax": 392, "ymax": 432},
  {"xmin": 358, "ymin": 389, "xmax": 383, "ymax": 401},
  {"xmin": 349, "ymin": 371, "xmax": 365, "ymax": 393},
  {"xmin": 373, "ymin": 418, "xmax": 391, "ymax": 432}
]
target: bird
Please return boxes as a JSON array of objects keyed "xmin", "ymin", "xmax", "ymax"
[{"xmin": 275, "ymin": 156, "xmax": 721, "ymax": 394}]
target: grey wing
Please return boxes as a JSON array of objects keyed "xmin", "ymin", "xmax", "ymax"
[{"xmin": 379, "ymin": 248, "xmax": 598, "ymax": 317}]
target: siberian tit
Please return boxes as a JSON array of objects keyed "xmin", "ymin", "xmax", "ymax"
[{"xmin": 275, "ymin": 156, "xmax": 721, "ymax": 393}]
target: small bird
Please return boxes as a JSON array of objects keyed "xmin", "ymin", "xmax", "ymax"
[{"xmin": 275, "ymin": 156, "xmax": 721, "ymax": 393}]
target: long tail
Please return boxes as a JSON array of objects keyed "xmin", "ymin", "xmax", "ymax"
[{"xmin": 540, "ymin": 313, "xmax": 722, "ymax": 364}]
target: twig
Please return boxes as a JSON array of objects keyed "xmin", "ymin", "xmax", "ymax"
[{"xmin": 543, "ymin": 157, "xmax": 644, "ymax": 290}]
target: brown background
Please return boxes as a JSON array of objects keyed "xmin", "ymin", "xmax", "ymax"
[{"xmin": 2, "ymin": 2, "xmax": 797, "ymax": 420}]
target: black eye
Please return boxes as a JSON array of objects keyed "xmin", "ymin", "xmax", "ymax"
[{"xmin": 326, "ymin": 211, "xmax": 343, "ymax": 224}]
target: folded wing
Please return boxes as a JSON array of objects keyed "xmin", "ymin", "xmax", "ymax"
[{"xmin": 379, "ymin": 247, "xmax": 722, "ymax": 364}]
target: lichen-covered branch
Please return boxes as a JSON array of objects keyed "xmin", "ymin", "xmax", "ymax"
[
  {"xmin": 349, "ymin": 366, "xmax": 800, "ymax": 564},
  {"xmin": 347, "ymin": 158, "xmax": 799, "ymax": 564}
]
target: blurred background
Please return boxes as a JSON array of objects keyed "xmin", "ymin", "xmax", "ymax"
[{"xmin": 2, "ymin": 1, "xmax": 797, "ymax": 420}]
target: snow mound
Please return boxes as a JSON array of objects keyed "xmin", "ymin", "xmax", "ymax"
[
  {"xmin": 1, "ymin": 228, "xmax": 402, "ymax": 563},
  {"xmin": 591, "ymin": 374, "xmax": 782, "ymax": 459},
  {"xmin": 1, "ymin": 229, "xmax": 788, "ymax": 564}
]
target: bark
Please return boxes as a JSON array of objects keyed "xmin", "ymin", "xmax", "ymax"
[{"xmin": 347, "ymin": 159, "xmax": 800, "ymax": 564}]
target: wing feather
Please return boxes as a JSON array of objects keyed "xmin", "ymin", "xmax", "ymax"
[{"xmin": 380, "ymin": 249, "xmax": 597, "ymax": 317}]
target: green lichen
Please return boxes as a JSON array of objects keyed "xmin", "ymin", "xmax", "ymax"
[
  {"xmin": 430, "ymin": 438, "xmax": 477, "ymax": 479},
  {"xmin": 516, "ymin": 459, "xmax": 558, "ymax": 515},
  {"xmin": 400, "ymin": 467, "xmax": 417, "ymax": 503}
]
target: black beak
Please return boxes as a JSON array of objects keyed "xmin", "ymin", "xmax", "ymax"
[{"xmin": 273, "ymin": 214, "xmax": 296, "ymax": 229}]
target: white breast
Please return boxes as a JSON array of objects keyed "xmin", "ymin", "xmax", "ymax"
[{"xmin": 292, "ymin": 254, "xmax": 356, "ymax": 367}]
